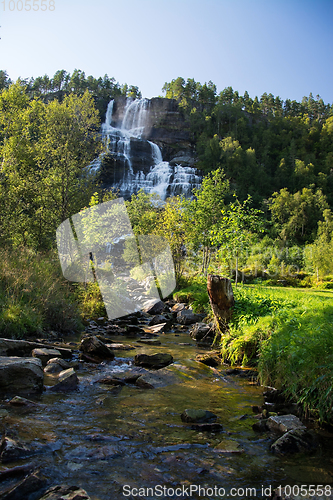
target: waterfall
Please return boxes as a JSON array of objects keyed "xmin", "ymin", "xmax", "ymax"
[{"xmin": 100, "ymin": 97, "xmax": 201, "ymax": 200}]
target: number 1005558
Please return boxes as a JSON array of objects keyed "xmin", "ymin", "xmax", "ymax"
[{"xmin": 2, "ymin": 0, "xmax": 55, "ymax": 10}]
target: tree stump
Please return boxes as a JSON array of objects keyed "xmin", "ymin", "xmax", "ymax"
[{"xmin": 207, "ymin": 275, "xmax": 234, "ymax": 333}]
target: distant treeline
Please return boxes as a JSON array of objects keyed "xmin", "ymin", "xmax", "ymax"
[{"xmin": 0, "ymin": 69, "xmax": 141, "ymax": 120}]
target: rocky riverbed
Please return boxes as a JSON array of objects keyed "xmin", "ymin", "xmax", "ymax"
[{"xmin": 1, "ymin": 300, "xmax": 333, "ymax": 500}]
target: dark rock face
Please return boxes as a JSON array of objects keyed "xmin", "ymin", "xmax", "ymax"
[
  {"xmin": 134, "ymin": 353, "xmax": 173, "ymax": 369},
  {"xmin": 0, "ymin": 436, "xmax": 31, "ymax": 463}
]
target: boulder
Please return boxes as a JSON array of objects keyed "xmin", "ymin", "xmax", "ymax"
[
  {"xmin": 0, "ymin": 436, "xmax": 30, "ymax": 463},
  {"xmin": 134, "ymin": 353, "xmax": 173, "ymax": 369},
  {"xmin": 0, "ymin": 471, "xmax": 47, "ymax": 498},
  {"xmin": 190, "ymin": 322, "xmax": 213, "ymax": 341},
  {"xmin": 176, "ymin": 309, "xmax": 202, "ymax": 325},
  {"xmin": 271, "ymin": 428, "xmax": 318, "ymax": 455},
  {"xmin": 50, "ymin": 368, "xmax": 78, "ymax": 392},
  {"xmin": 142, "ymin": 299, "xmax": 167, "ymax": 315},
  {"xmin": 32, "ymin": 348, "xmax": 62, "ymax": 366},
  {"xmin": 266, "ymin": 415, "xmax": 306, "ymax": 434},
  {"xmin": 181, "ymin": 409, "xmax": 217, "ymax": 423},
  {"xmin": 38, "ymin": 485, "xmax": 91, "ymax": 500},
  {"xmin": 148, "ymin": 315, "xmax": 168, "ymax": 326},
  {"xmin": 0, "ymin": 357, "xmax": 43, "ymax": 395},
  {"xmin": 44, "ymin": 358, "xmax": 71, "ymax": 374},
  {"xmin": 80, "ymin": 336, "xmax": 114, "ymax": 360}
]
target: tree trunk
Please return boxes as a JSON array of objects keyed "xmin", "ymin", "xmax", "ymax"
[{"xmin": 207, "ymin": 275, "xmax": 234, "ymax": 333}]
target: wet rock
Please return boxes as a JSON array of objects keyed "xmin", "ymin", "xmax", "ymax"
[
  {"xmin": 0, "ymin": 338, "xmax": 45, "ymax": 357},
  {"xmin": 196, "ymin": 353, "xmax": 220, "ymax": 367},
  {"xmin": 135, "ymin": 368, "xmax": 178, "ymax": 388},
  {"xmin": 271, "ymin": 428, "xmax": 318, "ymax": 455},
  {"xmin": 0, "ymin": 436, "xmax": 30, "ymax": 463},
  {"xmin": 181, "ymin": 409, "xmax": 217, "ymax": 423},
  {"xmin": 171, "ymin": 303, "xmax": 186, "ymax": 313},
  {"xmin": 214, "ymin": 439, "xmax": 244, "ymax": 453},
  {"xmin": 142, "ymin": 299, "xmax": 167, "ymax": 315},
  {"xmin": 44, "ymin": 357, "xmax": 71, "ymax": 374},
  {"xmin": 177, "ymin": 309, "xmax": 202, "ymax": 325},
  {"xmin": 190, "ymin": 322, "xmax": 213, "ymax": 341},
  {"xmin": 125, "ymin": 325, "xmax": 145, "ymax": 335},
  {"xmin": 50, "ymin": 368, "xmax": 78, "ymax": 392},
  {"xmin": 144, "ymin": 323, "xmax": 168, "ymax": 334},
  {"xmin": 263, "ymin": 387, "xmax": 285, "ymax": 404},
  {"xmin": 9, "ymin": 396, "xmax": 37, "ymax": 407},
  {"xmin": 32, "ymin": 348, "xmax": 62, "ymax": 366},
  {"xmin": 252, "ymin": 419, "xmax": 269, "ymax": 432},
  {"xmin": 137, "ymin": 338, "xmax": 161, "ymax": 345},
  {"xmin": 0, "ymin": 471, "xmax": 47, "ymax": 499},
  {"xmin": 38, "ymin": 485, "xmax": 91, "ymax": 500},
  {"xmin": 190, "ymin": 423, "xmax": 223, "ymax": 432},
  {"xmin": 105, "ymin": 324, "xmax": 126, "ymax": 335},
  {"xmin": 105, "ymin": 343, "xmax": 134, "ymax": 350},
  {"xmin": 266, "ymin": 414, "xmax": 306, "ymax": 434},
  {"xmin": 80, "ymin": 335, "xmax": 114, "ymax": 360},
  {"xmin": 134, "ymin": 353, "xmax": 173, "ymax": 369},
  {"xmin": 148, "ymin": 314, "xmax": 169, "ymax": 326},
  {"xmin": 0, "ymin": 357, "xmax": 44, "ymax": 395},
  {"xmin": 95, "ymin": 377, "xmax": 125, "ymax": 386}
]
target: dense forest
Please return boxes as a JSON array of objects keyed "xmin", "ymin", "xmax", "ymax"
[{"xmin": 0, "ymin": 69, "xmax": 332, "ymax": 281}]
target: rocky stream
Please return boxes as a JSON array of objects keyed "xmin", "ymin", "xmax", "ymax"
[{"xmin": 0, "ymin": 300, "xmax": 333, "ymax": 500}]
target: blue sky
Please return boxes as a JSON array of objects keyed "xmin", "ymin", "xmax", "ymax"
[{"xmin": 1, "ymin": 0, "xmax": 332, "ymax": 104}]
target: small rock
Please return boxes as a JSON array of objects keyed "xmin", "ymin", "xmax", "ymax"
[
  {"xmin": 214, "ymin": 440, "xmax": 244, "ymax": 453},
  {"xmin": 190, "ymin": 423, "xmax": 223, "ymax": 432},
  {"xmin": 134, "ymin": 353, "xmax": 173, "ymax": 369},
  {"xmin": 171, "ymin": 303, "xmax": 186, "ymax": 312},
  {"xmin": 9, "ymin": 396, "xmax": 37, "ymax": 406},
  {"xmin": 252, "ymin": 419, "xmax": 268, "ymax": 432},
  {"xmin": 142, "ymin": 299, "xmax": 167, "ymax": 315},
  {"xmin": 181, "ymin": 409, "xmax": 217, "ymax": 423},
  {"xmin": 50, "ymin": 368, "xmax": 78, "ymax": 392},
  {"xmin": 177, "ymin": 310, "xmax": 202, "ymax": 325},
  {"xmin": 32, "ymin": 348, "xmax": 62, "ymax": 366},
  {"xmin": 105, "ymin": 343, "xmax": 134, "ymax": 350},
  {"xmin": 266, "ymin": 414, "xmax": 306, "ymax": 434},
  {"xmin": 196, "ymin": 353, "xmax": 220, "ymax": 367},
  {"xmin": 0, "ymin": 436, "xmax": 30, "ymax": 463},
  {"xmin": 144, "ymin": 323, "xmax": 168, "ymax": 334},
  {"xmin": 137, "ymin": 338, "xmax": 161, "ymax": 345},
  {"xmin": 38, "ymin": 485, "xmax": 91, "ymax": 500},
  {"xmin": 44, "ymin": 358, "xmax": 71, "ymax": 374},
  {"xmin": 190, "ymin": 322, "xmax": 213, "ymax": 341}
]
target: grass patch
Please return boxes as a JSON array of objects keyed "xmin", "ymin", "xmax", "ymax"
[
  {"xmin": 223, "ymin": 284, "xmax": 333, "ymax": 423},
  {"xmin": 0, "ymin": 246, "xmax": 83, "ymax": 338}
]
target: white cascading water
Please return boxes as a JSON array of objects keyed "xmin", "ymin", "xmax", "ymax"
[{"xmin": 101, "ymin": 98, "xmax": 201, "ymax": 200}]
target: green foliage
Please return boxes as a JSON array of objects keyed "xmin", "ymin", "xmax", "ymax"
[{"xmin": 0, "ymin": 247, "xmax": 82, "ymax": 338}]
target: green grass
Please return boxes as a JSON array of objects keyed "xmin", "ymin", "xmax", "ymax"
[
  {"xmin": 0, "ymin": 246, "xmax": 83, "ymax": 338},
  {"xmin": 174, "ymin": 276, "xmax": 333, "ymax": 424}
]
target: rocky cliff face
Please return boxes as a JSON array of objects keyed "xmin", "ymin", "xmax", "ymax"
[{"xmin": 97, "ymin": 97, "xmax": 201, "ymax": 199}]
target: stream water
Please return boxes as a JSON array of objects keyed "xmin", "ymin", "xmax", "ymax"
[{"xmin": 2, "ymin": 329, "xmax": 333, "ymax": 500}]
